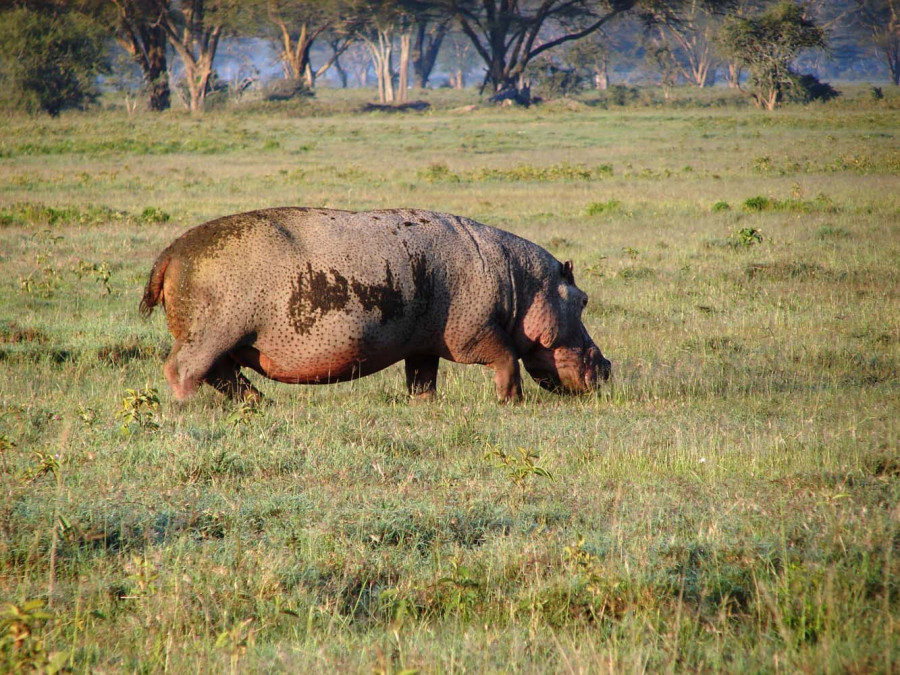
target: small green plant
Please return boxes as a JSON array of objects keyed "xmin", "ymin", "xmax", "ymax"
[
  {"xmin": 732, "ymin": 227, "xmax": 764, "ymax": 247},
  {"xmin": 485, "ymin": 446, "xmax": 553, "ymax": 501},
  {"xmin": 139, "ymin": 206, "xmax": 170, "ymax": 224},
  {"xmin": 76, "ymin": 405, "xmax": 98, "ymax": 428},
  {"xmin": 116, "ymin": 387, "xmax": 160, "ymax": 433},
  {"xmin": 586, "ymin": 199, "xmax": 621, "ymax": 216},
  {"xmin": 225, "ymin": 400, "xmax": 263, "ymax": 429},
  {"xmin": 564, "ymin": 537, "xmax": 605, "ymax": 594},
  {"xmin": 0, "ymin": 434, "xmax": 15, "ymax": 473},
  {"xmin": 435, "ymin": 561, "xmax": 484, "ymax": 620},
  {"xmin": 21, "ymin": 451, "xmax": 60, "ymax": 483},
  {"xmin": 622, "ymin": 246, "xmax": 640, "ymax": 259},
  {"xmin": 0, "ymin": 599, "xmax": 67, "ymax": 674},
  {"xmin": 419, "ymin": 162, "xmax": 459, "ymax": 182},
  {"xmin": 743, "ymin": 195, "xmax": 771, "ymax": 211},
  {"xmin": 76, "ymin": 260, "xmax": 112, "ymax": 296},
  {"xmin": 752, "ymin": 156, "xmax": 773, "ymax": 173},
  {"xmin": 712, "ymin": 201, "xmax": 730, "ymax": 212},
  {"xmin": 124, "ymin": 553, "xmax": 158, "ymax": 599},
  {"xmin": 584, "ymin": 256, "xmax": 607, "ymax": 278}
]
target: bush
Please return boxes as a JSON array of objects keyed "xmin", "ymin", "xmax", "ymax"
[
  {"xmin": 531, "ymin": 64, "xmax": 585, "ymax": 99},
  {"xmin": 263, "ymin": 78, "xmax": 313, "ymax": 102},
  {"xmin": 788, "ymin": 74, "xmax": 841, "ymax": 104},
  {"xmin": 0, "ymin": 9, "xmax": 108, "ymax": 116}
]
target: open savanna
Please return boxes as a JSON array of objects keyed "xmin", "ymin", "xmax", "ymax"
[{"xmin": 0, "ymin": 87, "xmax": 898, "ymax": 672}]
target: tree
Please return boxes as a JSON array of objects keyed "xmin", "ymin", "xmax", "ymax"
[
  {"xmin": 719, "ymin": 1, "xmax": 827, "ymax": 110},
  {"xmin": 646, "ymin": 0, "xmax": 729, "ymax": 87},
  {"xmin": 437, "ymin": 30, "xmax": 479, "ymax": 87},
  {"xmin": 411, "ymin": 5, "xmax": 450, "ymax": 87},
  {"xmin": 0, "ymin": 7, "xmax": 109, "ymax": 116},
  {"xmin": 152, "ymin": 0, "xmax": 240, "ymax": 113},
  {"xmin": 262, "ymin": 0, "xmax": 356, "ymax": 88},
  {"xmin": 450, "ymin": 0, "xmax": 637, "ymax": 96},
  {"xmin": 111, "ymin": 0, "xmax": 171, "ymax": 110},
  {"xmin": 357, "ymin": 1, "xmax": 416, "ymax": 103},
  {"xmin": 852, "ymin": 0, "xmax": 899, "ymax": 85},
  {"xmin": 565, "ymin": 27, "xmax": 613, "ymax": 89}
]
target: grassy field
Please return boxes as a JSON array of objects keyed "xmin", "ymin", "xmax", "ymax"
[{"xmin": 1, "ymin": 86, "xmax": 898, "ymax": 673}]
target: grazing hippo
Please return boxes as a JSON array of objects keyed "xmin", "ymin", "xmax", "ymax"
[{"xmin": 139, "ymin": 207, "xmax": 611, "ymax": 402}]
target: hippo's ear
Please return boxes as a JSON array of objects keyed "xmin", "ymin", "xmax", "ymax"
[{"xmin": 561, "ymin": 260, "xmax": 575, "ymax": 285}]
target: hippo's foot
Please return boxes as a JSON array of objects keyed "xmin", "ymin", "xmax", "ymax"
[
  {"xmin": 405, "ymin": 355, "xmax": 439, "ymax": 402},
  {"xmin": 205, "ymin": 355, "xmax": 264, "ymax": 402}
]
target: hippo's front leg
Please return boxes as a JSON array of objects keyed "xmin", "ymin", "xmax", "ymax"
[
  {"xmin": 469, "ymin": 329, "xmax": 523, "ymax": 403},
  {"xmin": 405, "ymin": 354, "xmax": 439, "ymax": 401}
]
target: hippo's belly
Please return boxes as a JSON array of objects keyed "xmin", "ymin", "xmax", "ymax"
[{"xmin": 232, "ymin": 311, "xmax": 422, "ymax": 384}]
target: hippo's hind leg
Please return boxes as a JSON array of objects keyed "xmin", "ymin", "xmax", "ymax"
[
  {"xmin": 163, "ymin": 339, "xmax": 204, "ymax": 401},
  {"xmin": 204, "ymin": 355, "xmax": 263, "ymax": 402},
  {"xmin": 405, "ymin": 354, "xmax": 439, "ymax": 401},
  {"xmin": 163, "ymin": 333, "xmax": 258, "ymax": 402}
]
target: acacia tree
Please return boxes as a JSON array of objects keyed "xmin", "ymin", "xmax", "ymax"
[
  {"xmin": 263, "ymin": 0, "xmax": 356, "ymax": 87},
  {"xmin": 450, "ymin": 0, "xmax": 637, "ymax": 96},
  {"xmin": 111, "ymin": 0, "xmax": 170, "ymax": 110},
  {"xmin": 411, "ymin": 6, "xmax": 450, "ymax": 87},
  {"xmin": 438, "ymin": 30, "xmax": 479, "ymax": 87},
  {"xmin": 358, "ymin": 1, "xmax": 417, "ymax": 103},
  {"xmin": 719, "ymin": 1, "xmax": 826, "ymax": 110},
  {"xmin": 153, "ymin": 0, "xmax": 239, "ymax": 113},
  {"xmin": 853, "ymin": 0, "xmax": 899, "ymax": 85},
  {"xmin": 647, "ymin": 0, "xmax": 729, "ymax": 87}
]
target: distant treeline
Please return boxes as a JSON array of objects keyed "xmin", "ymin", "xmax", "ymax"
[{"xmin": 0, "ymin": 0, "xmax": 896, "ymax": 115}]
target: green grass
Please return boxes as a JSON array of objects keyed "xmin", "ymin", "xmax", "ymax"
[{"xmin": 0, "ymin": 86, "xmax": 898, "ymax": 672}]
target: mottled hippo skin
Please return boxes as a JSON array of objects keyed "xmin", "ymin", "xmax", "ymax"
[{"xmin": 140, "ymin": 207, "xmax": 611, "ymax": 402}]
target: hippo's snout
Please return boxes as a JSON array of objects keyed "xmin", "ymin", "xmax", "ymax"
[
  {"xmin": 584, "ymin": 345, "xmax": 612, "ymax": 389},
  {"xmin": 522, "ymin": 341, "xmax": 611, "ymax": 395}
]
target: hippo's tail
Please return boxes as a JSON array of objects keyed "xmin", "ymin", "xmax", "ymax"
[{"xmin": 139, "ymin": 253, "xmax": 170, "ymax": 318}]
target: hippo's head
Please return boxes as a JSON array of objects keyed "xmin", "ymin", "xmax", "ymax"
[{"xmin": 520, "ymin": 260, "xmax": 611, "ymax": 394}]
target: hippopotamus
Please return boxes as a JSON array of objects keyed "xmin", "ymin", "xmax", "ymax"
[{"xmin": 139, "ymin": 207, "xmax": 611, "ymax": 402}]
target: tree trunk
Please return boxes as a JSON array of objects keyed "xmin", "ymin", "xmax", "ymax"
[
  {"xmin": 397, "ymin": 32, "xmax": 411, "ymax": 103},
  {"xmin": 888, "ymin": 48, "xmax": 899, "ymax": 86},
  {"xmin": 726, "ymin": 62, "xmax": 742, "ymax": 88},
  {"xmin": 365, "ymin": 30, "xmax": 395, "ymax": 103},
  {"xmin": 113, "ymin": 2, "xmax": 171, "ymax": 112},
  {"xmin": 157, "ymin": 2, "xmax": 223, "ymax": 114},
  {"xmin": 146, "ymin": 33, "xmax": 170, "ymax": 111},
  {"xmin": 412, "ymin": 19, "xmax": 447, "ymax": 89}
]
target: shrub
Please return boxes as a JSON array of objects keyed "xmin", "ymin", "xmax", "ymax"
[
  {"xmin": 586, "ymin": 199, "xmax": 621, "ymax": 216},
  {"xmin": 0, "ymin": 9, "xmax": 108, "ymax": 116},
  {"xmin": 743, "ymin": 196, "xmax": 771, "ymax": 212},
  {"xmin": 788, "ymin": 74, "xmax": 841, "ymax": 104}
]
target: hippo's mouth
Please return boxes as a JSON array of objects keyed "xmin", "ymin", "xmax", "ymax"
[{"xmin": 522, "ymin": 345, "xmax": 610, "ymax": 394}]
